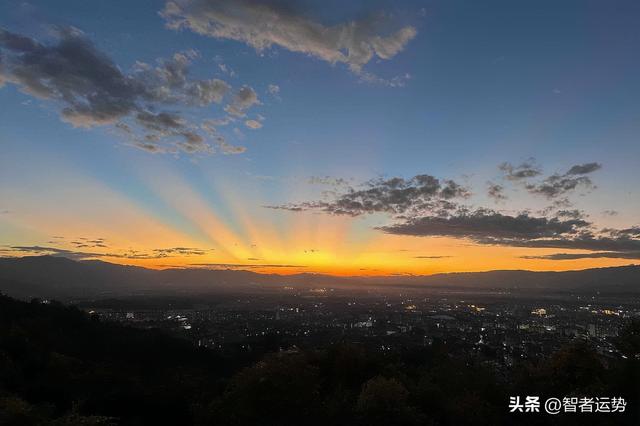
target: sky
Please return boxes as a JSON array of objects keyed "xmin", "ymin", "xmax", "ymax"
[{"xmin": 1, "ymin": 0, "xmax": 639, "ymax": 275}]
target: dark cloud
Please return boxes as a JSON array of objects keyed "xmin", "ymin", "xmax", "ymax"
[
  {"xmin": 521, "ymin": 251, "xmax": 640, "ymax": 260},
  {"xmin": 1, "ymin": 245, "xmax": 212, "ymax": 260},
  {"xmin": 378, "ymin": 209, "xmax": 590, "ymax": 240},
  {"xmin": 135, "ymin": 111, "xmax": 185, "ymax": 131},
  {"xmin": 113, "ymin": 247, "xmax": 213, "ymax": 259},
  {"xmin": 523, "ymin": 163, "xmax": 601, "ymax": 200},
  {"xmin": 308, "ymin": 176, "xmax": 350, "ymax": 187},
  {"xmin": 604, "ymin": 226, "xmax": 640, "ymax": 238},
  {"xmin": 70, "ymin": 238, "xmax": 108, "ymax": 249},
  {"xmin": 555, "ymin": 209, "xmax": 586, "ymax": 220},
  {"xmin": 480, "ymin": 234, "xmax": 640, "ymax": 252},
  {"xmin": 567, "ymin": 162, "xmax": 602, "ymax": 175},
  {"xmin": 499, "ymin": 160, "xmax": 542, "ymax": 181},
  {"xmin": 0, "ymin": 27, "xmax": 258, "ymax": 155},
  {"xmin": 2, "ymin": 245, "xmax": 104, "ymax": 261},
  {"xmin": 266, "ymin": 162, "xmax": 635, "ymax": 261},
  {"xmin": 189, "ymin": 263, "xmax": 307, "ymax": 269},
  {"xmin": 525, "ymin": 174, "xmax": 596, "ymax": 199},
  {"xmin": 378, "ymin": 209, "xmax": 640, "ymax": 257},
  {"xmin": 413, "ymin": 255, "xmax": 452, "ymax": 259},
  {"xmin": 0, "ymin": 27, "xmax": 138, "ymax": 127},
  {"xmin": 161, "ymin": 0, "xmax": 416, "ymax": 84},
  {"xmin": 487, "ymin": 182, "xmax": 507, "ymax": 202},
  {"xmin": 602, "ymin": 209, "xmax": 619, "ymax": 217},
  {"xmin": 266, "ymin": 174, "xmax": 469, "ymax": 216},
  {"xmin": 498, "ymin": 161, "xmax": 602, "ymax": 200}
]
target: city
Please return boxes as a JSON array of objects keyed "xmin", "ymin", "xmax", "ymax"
[{"xmin": 83, "ymin": 287, "xmax": 639, "ymax": 366}]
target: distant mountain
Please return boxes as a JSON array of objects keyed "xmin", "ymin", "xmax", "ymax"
[
  {"xmin": 358, "ymin": 266, "xmax": 640, "ymax": 292},
  {"xmin": 0, "ymin": 256, "xmax": 638, "ymax": 299},
  {"xmin": 0, "ymin": 256, "xmax": 345, "ymax": 299}
]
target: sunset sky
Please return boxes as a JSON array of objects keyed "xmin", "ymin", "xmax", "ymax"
[{"xmin": 1, "ymin": 0, "xmax": 639, "ymax": 275}]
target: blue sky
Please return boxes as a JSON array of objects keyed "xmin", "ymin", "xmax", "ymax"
[{"xmin": 1, "ymin": 0, "xmax": 639, "ymax": 274}]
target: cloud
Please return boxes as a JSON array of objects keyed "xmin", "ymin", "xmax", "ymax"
[
  {"xmin": 496, "ymin": 161, "xmax": 603, "ymax": 209},
  {"xmin": 1, "ymin": 244, "xmax": 213, "ymax": 260},
  {"xmin": 487, "ymin": 182, "xmax": 507, "ymax": 202},
  {"xmin": 188, "ymin": 262, "xmax": 307, "ymax": 270},
  {"xmin": 0, "ymin": 27, "xmax": 138, "ymax": 128},
  {"xmin": 378, "ymin": 208, "xmax": 640, "ymax": 258},
  {"xmin": 605, "ymin": 226, "xmax": 640, "ymax": 238},
  {"xmin": 2, "ymin": 245, "xmax": 105, "ymax": 261},
  {"xmin": 266, "ymin": 162, "xmax": 637, "ymax": 260},
  {"xmin": 70, "ymin": 237, "xmax": 108, "ymax": 249},
  {"xmin": 0, "ymin": 27, "xmax": 260, "ymax": 155},
  {"xmin": 121, "ymin": 247, "xmax": 213, "ymax": 258},
  {"xmin": 378, "ymin": 209, "xmax": 590, "ymax": 240},
  {"xmin": 521, "ymin": 251, "xmax": 640, "ymax": 260},
  {"xmin": 567, "ymin": 162, "xmax": 602, "ymax": 175},
  {"xmin": 245, "ymin": 119, "xmax": 262, "ymax": 129},
  {"xmin": 358, "ymin": 71, "xmax": 412, "ymax": 88},
  {"xmin": 225, "ymin": 85, "xmax": 259, "ymax": 117},
  {"xmin": 133, "ymin": 49, "xmax": 231, "ymax": 106},
  {"xmin": 525, "ymin": 173, "xmax": 598, "ymax": 200},
  {"xmin": 307, "ymin": 176, "xmax": 350, "ymax": 187},
  {"xmin": 215, "ymin": 135, "xmax": 246, "ymax": 154},
  {"xmin": 555, "ymin": 209, "xmax": 586, "ymax": 220},
  {"xmin": 266, "ymin": 174, "xmax": 469, "ymax": 216},
  {"xmin": 267, "ymin": 84, "xmax": 280, "ymax": 95},
  {"xmin": 602, "ymin": 209, "xmax": 619, "ymax": 217},
  {"xmin": 413, "ymin": 255, "xmax": 452, "ymax": 259},
  {"xmin": 505, "ymin": 234, "xmax": 640, "ymax": 252},
  {"xmin": 161, "ymin": 0, "xmax": 416, "ymax": 79},
  {"xmin": 499, "ymin": 160, "xmax": 542, "ymax": 181},
  {"xmin": 217, "ymin": 62, "xmax": 235, "ymax": 77},
  {"xmin": 498, "ymin": 161, "xmax": 602, "ymax": 200}
]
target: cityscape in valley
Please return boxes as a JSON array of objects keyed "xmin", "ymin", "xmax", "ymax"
[
  {"xmin": 1, "ymin": 0, "xmax": 640, "ymax": 424},
  {"xmin": 1, "ymin": 256, "xmax": 639, "ymax": 424},
  {"xmin": 3, "ymin": 255, "xmax": 637, "ymax": 364},
  {"xmin": 87, "ymin": 278, "xmax": 636, "ymax": 363}
]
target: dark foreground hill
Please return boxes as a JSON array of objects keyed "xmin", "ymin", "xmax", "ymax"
[
  {"xmin": 0, "ymin": 256, "xmax": 639, "ymax": 299},
  {"xmin": 0, "ymin": 293, "xmax": 639, "ymax": 426}
]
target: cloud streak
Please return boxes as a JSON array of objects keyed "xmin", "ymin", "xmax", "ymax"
[
  {"xmin": 522, "ymin": 251, "xmax": 640, "ymax": 260},
  {"xmin": 161, "ymin": 0, "xmax": 416, "ymax": 84},
  {"xmin": 188, "ymin": 262, "xmax": 307, "ymax": 270},
  {"xmin": 1, "ymin": 245, "xmax": 213, "ymax": 261}
]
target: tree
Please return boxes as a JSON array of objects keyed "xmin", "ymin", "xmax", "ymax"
[{"xmin": 356, "ymin": 376, "xmax": 424, "ymax": 426}]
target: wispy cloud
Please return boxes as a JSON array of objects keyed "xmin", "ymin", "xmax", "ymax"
[{"xmin": 188, "ymin": 262, "xmax": 307, "ymax": 270}]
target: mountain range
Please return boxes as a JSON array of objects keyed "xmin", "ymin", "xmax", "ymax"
[{"xmin": 0, "ymin": 256, "xmax": 638, "ymax": 299}]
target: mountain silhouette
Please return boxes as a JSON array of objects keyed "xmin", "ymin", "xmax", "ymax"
[{"xmin": 0, "ymin": 255, "xmax": 638, "ymax": 299}]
